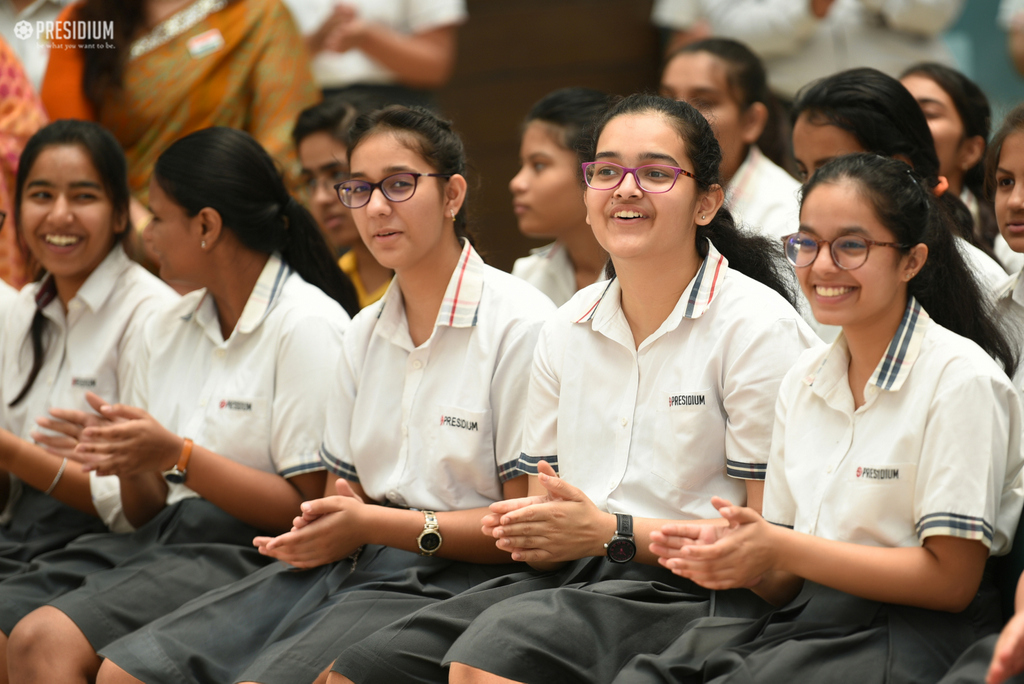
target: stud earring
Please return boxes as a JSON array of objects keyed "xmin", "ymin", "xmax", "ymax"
[
  {"xmin": 201, "ymin": 240, "xmax": 207, "ymax": 249},
  {"xmin": 701, "ymin": 215, "xmax": 706, "ymax": 220},
  {"xmin": 450, "ymin": 209, "xmax": 456, "ymax": 220}
]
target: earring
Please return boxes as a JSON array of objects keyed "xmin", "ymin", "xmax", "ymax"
[
  {"xmin": 201, "ymin": 240, "xmax": 206, "ymax": 249},
  {"xmin": 701, "ymin": 215, "xmax": 706, "ymax": 220},
  {"xmin": 450, "ymin": 209, "xmax": 456, "ymax": 220}
]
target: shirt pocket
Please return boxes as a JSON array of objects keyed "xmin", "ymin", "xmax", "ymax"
[
  {"xmin": 204, "ymin": 396, "xmax": 271, "ymax": 470},
  {"xmin": 430, "ymin": 405, "xmax": 497, "ymax": 502},
  {"xmin": 654, "ymin": 387, "xmax": 720, "ymax": 488},
  {"xmin": 838, "ymin": 462, "xmax": 918, "ymax": 546}
]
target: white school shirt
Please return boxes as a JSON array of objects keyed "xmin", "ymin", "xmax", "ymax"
[
  {"xmin": 0, "ymin": 247, "xmax": 176, "ymax": 531},
  {"xmin": 127, "ymin": 254, "xmax": 347, "ymax": 502},
  {"xmin": 319, "ymin": 242, "xmax": 555, "ymax": 512},
  {"xmin": 997, "ymin": 270, "xmax": 1024, "ymax": 393},
  {"xmin": 764, "ymin": 298, "xmax": 1024, "ymax": 554},
  {"xmin": 511, "ymin": 242, "xmax": 596, "ymax": 308},
  {"xmin": 514, "ymin": 240, "xmax": 822, "ymax": 522},
  {"xmin": 0, "ymin": 279, "xmax": 16, "ymax": 319},
  {"xmin": 959, "ymin": 237, "xmax": 1009, "ymax": 296},
  {"xmin": 726, "ymin": 146, "xmax": 800, "ymax": 240},
  {"xmin": 281, "ymin": 0, "xmax": 467, "ymax": 90}
]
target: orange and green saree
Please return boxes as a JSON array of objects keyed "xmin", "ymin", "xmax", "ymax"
[{"xmin": 41, "ymin": 0, "xmax": 319, "ymax": 204}]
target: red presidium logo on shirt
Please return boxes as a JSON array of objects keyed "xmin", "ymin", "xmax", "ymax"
[
  {"xmin": 439, "ymin": 415, "xmax": 479, "ymax": 431},
  {"xmin": 218, "ymin": 400, "xmax": 253, "ymax": 411},
  {"xmin": 855, "ymin": 466, "xmax": 901, "ymax": 480}
]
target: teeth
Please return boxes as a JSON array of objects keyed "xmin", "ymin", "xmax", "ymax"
[
  {"xmin": 44, "ymin": 235, "xmax": 80, "ymax": 246},
  {"xmin": 614, "ymin": 210, "xmax": 645, "ymax": 219},
  {"xmin": 815, "ymin": 285, "xmax": 854, "ymax": 297}
]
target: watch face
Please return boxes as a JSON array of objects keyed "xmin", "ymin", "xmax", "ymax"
[
  {"xmin": 606, "ymin": 538, "xmax": 636, "ymax": 563},
  {"xmin": 164, "ymin": 469, "xmax": 186, "ymax": 485},
  {"xmin": 419, "ymin": 531, "xmax": 442, "ymax": 553}
]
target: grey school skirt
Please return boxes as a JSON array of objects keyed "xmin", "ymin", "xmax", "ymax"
[
  {"xmin": 0, "ymin": 485, "xmax": 106, "ymax": 579},
  {"xmin": 333, "ymin": 556, "xmax": 772, "ymax": 684},
  {"xmin": 101, "ymin": 544, "xmax": 525, "ymax": 684},
  {"xmin": 0, "ymin": 497, "xmax": 270, "ymax": 646},
  {"xmin": 610, "ymin": 580, "xmax": 1002, "ymax": 684}
]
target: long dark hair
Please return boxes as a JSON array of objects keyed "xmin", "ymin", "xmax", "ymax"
[
  {"xmin": 76, "ymin": 0, "xmax": 144, "ymax": 111},
  {"xmin": 669, "ymin": 38, "xmax": 793, "ymax": 175},
  {"xmin": 804, "ymin": 153, "xmax": 1017, "ymax": 376},
  {"xmin": 792, "ymin": 68, "xmax": 987, "ymax": 256},
  {"xmin": 585, "ymin": 93, "xmax": 797, "ymax": 307},
  {"xmin": 347, "ymin": 105, "xmax": 475, "ymax": 247},
  {"xmin": 900, "ymin": 62, "xmax": 1000, "ymax": 260},
  {"xmin": 153, "ymin": 127, "xmax": 359, "ymax": 317},
  {"xmin": 525, "ymin": 87, "xmax": 613, "ymax": 163},
  {"xmin": 10, "ymin": 120, "xmax": 132, "ymax": 407}
]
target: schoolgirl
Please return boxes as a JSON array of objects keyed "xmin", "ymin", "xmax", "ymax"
[
  {"xmin": 0, "ymin": 127, "xmax": 353, "ymax": 684},
  {"xmin": 94, "ymin": 105, "xmax": 556, "ymax": 684},
  {"xmin": 613, "ymin": 153, "xmax": 1023, "ymax": 684},
  {"xmin": 790, "ymin": 67, "xmax": 1007, "ymax": 294},
  {"xmin": 900, "ymin": 62, "xmax": 1021, "ymax": 274},
  {"xmin": 312, "ymin": 93, "xmax": 820, "ymax": 684},
  {"xmin": 509, "ymin": 87, "xmax": 611, "ymax": 306},
  {"xmin": 661, "ymin": 37, "xmax": 800, "ymax": 239},
  {"xmin": 293, "ymin": 98, "xmax": 393, "ymax": 308},
  {"xmin": 0, "ymin": 120, "xmax": 176, "ymax": 572}
]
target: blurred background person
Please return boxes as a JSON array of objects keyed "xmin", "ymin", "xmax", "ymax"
[
  {"xmin": 509, "ymin": 87, "xmax": 610, "ymax": 306},
  {"xmin": 652, "ymin": 0, "xmax": 964, "ymax": 105},
  {"xmin": 292, "ymin": 97, "xmax": 392, "ymax": 309},
  {"xmin": 661, "ymin": 38, "xmax": 799, "ymax": 238},
  {"xmin": 901, "ymin": 62, "xmax": 1023, "ymax": 274},
  {"xmin": 0, "ymin": 0, "xmax": 70, "ymax": 91},
  {"xmin": 283, "ymin": 0, "xmax": 465, "ymax": 109}
]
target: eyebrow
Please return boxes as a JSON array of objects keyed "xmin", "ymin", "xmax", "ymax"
[
  {"xmin": 997, "ymin": 166, "xmax": 1015, "ymax": 176},
  {"xmin": 798, "ymin": 224, "xmax": 871, "ymax": 237},
  {"xmin": 349, "ymin": 164, "xmax": 417, "ymax": 180},
  {"xmin": 915, "ymin": 97, "xmax": 946, "ymax": 109},
  {"xmin": 594, "ymin": 151, "xmax": 681, "ymax": 165},
  {"xmin": 26, "ymin": 179, "xmax": 102, "ymax": 190},
  {"xmin": 300, "ymin": 160, "xmax": 346, "ymax": 175}
]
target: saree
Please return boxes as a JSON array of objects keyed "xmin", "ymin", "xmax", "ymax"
[
  {"xmin": 41, "ymin": 0, "xmax": 318, "ymax": 203},
  {"xmin": 0, "ymin": 36, "xmax": 46, "ymax": 288}
]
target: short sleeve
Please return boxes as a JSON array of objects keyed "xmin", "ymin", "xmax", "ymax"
[
  {"xmin": 915, "ymin": 374, "xmax": 1024, "ymax": 554},
  {"xmin": 318, "ymin": 333, "xmax": 360, "ymax": 483},
  {"xmin": 650, "ymin": 0, "xmax": 704, "ymax": 29},
  {"xmin": 489, "ymin": 317, "xmax": 547, "ymax": 483},
  {"xmin": 513, "ymin": 318, "xmax": 565, "ymax": 478},
  {"xmin": 762, "ymin": 369, "xmax": 799, "ymax": 529},
  {"xmin": 724, "ymin": 317, "xmax": 819, "ymax": 481},
  {"xmin": 407, "ymin": 0, "xmax": 467, "ymax": 32},
  {"xmin": 90, "ymin": 472, "xmax": 132, "ymax": 533},
  {"xmin": 270, "ymin": 314, "xmax": 345, "ymax": 478}
]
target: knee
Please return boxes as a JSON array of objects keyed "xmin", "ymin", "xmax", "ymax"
[
  {"xmin": 96, "ymin": 660, "xmax": 144, "ymax": 684},
  {"xmin": 7, "ymin": 608, "xmax": 57, "ymax": 665},
  {"xmin": 326, "ymin": 675, "xmax": 354, "ymax": 684}
]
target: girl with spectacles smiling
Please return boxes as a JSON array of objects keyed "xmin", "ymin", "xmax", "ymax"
[
  {"xmin": 94, "ymin": 105, "xmax": 555, "ymax": 684},
  {"xmin": 613, "ymin": 153, "xmax": 1023, "ymax": 684},
  {"xmin": 301, "ymin": 93, "xmax": 819, "ymax": 684}
]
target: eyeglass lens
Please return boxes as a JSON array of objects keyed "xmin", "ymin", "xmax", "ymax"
[
  {"xmin": 785, "ymin": 234, "xmax": 871, "ymax": 269},
  {"xmin": 584, "ymin": 163, "xmax": 680, "ymax": 192},
  {"xmin": 338, "ymin": 173, "xmax": 419, "ymax": 208}
]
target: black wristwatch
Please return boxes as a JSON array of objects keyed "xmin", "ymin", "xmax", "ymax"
[
  {"xmin": 416, "ymin": 511, "xmax": 443, "ymax": 556},
  {"xmin": 604, "ymin": 513, "xmax": 636, "ymax": 563}
]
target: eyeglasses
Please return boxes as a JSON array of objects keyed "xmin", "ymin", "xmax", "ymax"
[
  {"xmin": 782, "ymin": 232, "xmax": 908, "ymax": 271},
  {"xmin": 334, "ymin": 172, "xmax": 452, "ymax": 208},
  {"xmin": 581, "ymin": 162, "xmax": 699, "ymax": 193}
]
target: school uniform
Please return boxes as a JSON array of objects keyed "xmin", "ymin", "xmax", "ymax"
[
  {"xmin": 726, "ymin": 145, "xmax": 799, "ymax": 240},
  {"xmin": 612, "ymin": 297, "xmax": 1023, "ymax": 684},
  {"xmin": 99, "ymin": 241, "xmax": 556, "ymax": 684},
  {"xmin": 0, "ymin": 246, "xmax": 175, "ymax": 577},
  {"xmin": 326, "ymin": 239, "xmax": 821, "ymax": 684},
  {"xmin": 511, "ymin": 241, "xmax": 593, "ymax": 307},
  {"xmin": 0, "ymin": 254, "xmax": 346, "ymax": 650},
  {"xmin": 0, "ymin": 279, "xmax": 16, "ymax": 318}
]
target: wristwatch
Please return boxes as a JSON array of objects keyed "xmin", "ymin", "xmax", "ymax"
[
  {"xmin": 416, "ymin": 510, "xmax": 443, "ymax": 556},
  {"xmin": 605, "ymin": 513, "xmax": 636, "ymax": 563},
  {"xmin": 163, "ymin": 438, "xmax": 194, "ymax": 484}
]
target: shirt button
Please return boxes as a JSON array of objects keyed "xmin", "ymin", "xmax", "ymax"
[
  {"xmin": 401, "ymin": 425, "xmax": 408, "ymax": 437},
  {"xmin": 199, "ymin": 399, "xmax": 207, "ymax": 407},
  {"xmin": 826, "ymin": 465, "xmax": 833, "ymax": 474},
  {"xmin": 412, "ymin": 360, "xmax": 423, "ymax": 370},
  {"xmin": 215, "ymin": 349, "xmax": 225, "ymax": 358},
  {"xmin": 621, "ymin": 418, "xmax": 628, "ymax": 427}
]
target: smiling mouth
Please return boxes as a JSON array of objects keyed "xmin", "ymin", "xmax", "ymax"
[
  {"xmin": 814, "ymin": 285, "xmax": 855, "ymax": 297},
  {"xmin": 613, "ymin": 210, "xmax": 648, "ymax": 219},
  {"xmin": 43, "ymin": 234, "xmax": 82, "ymax": 247}
]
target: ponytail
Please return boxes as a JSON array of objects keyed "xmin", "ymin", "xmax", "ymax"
[
  {"xmin": 804, "ymin": 154, "xmax": 1017, "ymax": 376},
  {"xmin": 154, "ymin": 127, "xmax": 359, "ymax": 317},
  {"xmin": 592, "ymin": 94, "xmax": 797, "ymax": 307}
]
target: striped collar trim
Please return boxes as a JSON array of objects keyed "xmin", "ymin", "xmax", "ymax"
[
  {"xmin": 725, "ymin": 146, "xmax": 760, "ymax": 206},
  {"xmin": 183, "ymin": 253, "xmax": 290, "ymax": 334},
  {"xmin": 806, "ymin": 297, "xmax": 929, "ymax": 393},
  {"xmin": 435, "ymin": 241, "xmax": 484, "ymax": 328},
  {"xmin": 574, "ymin": 239, "xmax": 728, "ymax": 325}
]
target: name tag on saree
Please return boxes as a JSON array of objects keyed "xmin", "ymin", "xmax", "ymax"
[{"xmin": 187, "ymin": 29, "xmax": 224, "ymax": 58}]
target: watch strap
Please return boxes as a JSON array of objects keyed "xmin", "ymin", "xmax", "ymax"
[
  {"xmin": 176, "ymin": 438, "xmax": 194, "ymax": 473},
  {"xmin": 615, "ymin": 513, "xmax": 633, "ymax": 538}
]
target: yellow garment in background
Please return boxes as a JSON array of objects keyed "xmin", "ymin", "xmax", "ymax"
[{"xmin": 339, "ymin": 251, "xmax": 389, "ymax": 309}]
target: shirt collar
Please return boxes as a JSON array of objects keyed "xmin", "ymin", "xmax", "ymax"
[
  {"xmin": 804, "ymin": 296, "xmax": 930, "ymax": 396},
  {"xmin": 183, "ymin": 253, "xmax": 291, "ymax": 339},
  {"xmin": 725, "ymin": 146, "xmax": 760, "ymax": 206},
  {"xmin": 373, "ymin": 241, "xmax": 484, "ymax": 348},
  {"xmin": 575, "ymin": 239, "xmax": 729, "ymax": 336},
  {"xmin": 998, "ymin": 269, "xmax": 1024, "ymax": 308},
  {"xmin": 37, "ymin": 245, "xmax": 132, "ymax": 316}
]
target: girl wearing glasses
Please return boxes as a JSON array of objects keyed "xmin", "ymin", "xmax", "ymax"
[
  {"xmin": 508, "ymin": 87, "xmax": 611, "ymax": 307},
  {"xmin": 306, "ymin": 93, "xmax": 819, "ymax": 684},
  {"xmin": 791, "ymin": 67, "xmax": 1007, "ymax": 295},
  {"xmin": 611, "ymin": 152, "xmax": 1023, "ymax": 684},
  {"xmin": 94, "ymin": 106, "xmax": 555, "ymax": 684},
  {"xmin": 0, "ymin": 127, "xmax": 352, "ymax": 684},
  {"xmin": 0, "ymin": 121, "xmax": 175, "ymax": 573}
]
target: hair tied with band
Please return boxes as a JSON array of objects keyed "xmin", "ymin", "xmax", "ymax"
[{"xmin": 281, "ymin": 196, "xmax": 300, "ymax": 229}]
